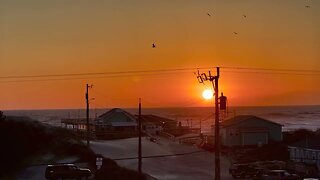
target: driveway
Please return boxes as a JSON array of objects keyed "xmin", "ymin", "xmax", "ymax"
[{"xmin": 90, "ymin": 137, "xmax": 234, "ymax": 180}]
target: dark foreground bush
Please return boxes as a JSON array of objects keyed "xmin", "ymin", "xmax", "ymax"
[
  {"xmin": 0, "ymin": 116, "xmax": 146, "ymax": 179},
  {"xmin": 234, "ymin": 142, "xmax": 290, "ymax": 163},
  {"xmin": 0, "ymin": 116, "xmax": 53, "ymax": 175},
  {"xmin": 283, "ymin": 128, "xmax": 317, "ymax": 144}
]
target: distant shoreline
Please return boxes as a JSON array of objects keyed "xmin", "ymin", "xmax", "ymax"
[{"xmin": 3, "ymin": 106, "xmax": 320, "ymax": 132}]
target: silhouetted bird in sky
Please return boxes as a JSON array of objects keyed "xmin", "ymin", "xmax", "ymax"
[
  {"xmin": 152, "ymin": 43, "xmax": 156, "ymax": 48},
  {"xmin": 233, "ymin": 32, "xmax": 238, "ymax": 35},
  {"xmin": 207, "ymin": 13, "xmax": 211, "ymax": 17},
  {"xmin": 243, "ymin": 14, "xmax": 247, "ymax": 18},
  {"xmin": 305, "ymin": 5, "xmax": 310, "ymax": 8}
]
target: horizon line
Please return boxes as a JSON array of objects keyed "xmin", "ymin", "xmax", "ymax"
[{"xmin": 2, "ymin": 104, "xmax": 320, "ymax": 111}]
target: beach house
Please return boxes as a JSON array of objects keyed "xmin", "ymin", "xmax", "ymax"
[
  {"xmin": 94, "ymin": 108, "xmax": 137, "ymax": 139},
  {"xmin": 61, "ymin": 108, "xmax": 138, "ymax": 139},
  {"xmin": 219, "ymin": 115, "xmax": 282, "ymax": 147}
]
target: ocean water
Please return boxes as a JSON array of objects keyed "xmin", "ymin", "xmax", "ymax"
[{"xmin": 3, "ymin": 106, "xmax": 320, "ymax": 134}]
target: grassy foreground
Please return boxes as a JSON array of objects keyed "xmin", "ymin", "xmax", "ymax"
[{"xmin": 0, "ymin": 115, "xmax": 146, "ymax": 180}]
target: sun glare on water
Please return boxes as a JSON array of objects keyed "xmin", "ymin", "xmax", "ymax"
[{"xmin": 202, "ymin": 89, "xmax": 213, "ymax": 100}]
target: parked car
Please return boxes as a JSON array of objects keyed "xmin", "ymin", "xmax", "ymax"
[
  {"xmin": 45, "ymin": 164, "xmax": 91, "ymax": 180},
  {"xmin": 229, "ymin": 163, "xmax": 263, "ymax": 179},
  {"xmin": 262, "ymin": 170, "xmax": 299, "ymax": 180}
]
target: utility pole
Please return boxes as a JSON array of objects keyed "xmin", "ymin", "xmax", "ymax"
[
  {"xmin": 138, "ymin": 98, "xmax": 142, "ymax": 176},
  {"xmin": 196, "ymin": 67, "xmax": 220, "ymax": 180},
  {"xmin": 86, "ymin": 84, "xmax": 93, "ymax": 147},
  {"xmin": 214, "ymin": 68, "xmax": 220, "ymax": 180}
]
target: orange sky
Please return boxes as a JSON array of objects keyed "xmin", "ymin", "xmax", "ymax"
[{"xmin": 0, "ymin": 0, "xmax": 320, "ymax": 110}]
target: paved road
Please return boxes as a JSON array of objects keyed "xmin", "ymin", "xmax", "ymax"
[{"xmin": 90, "ymin": 137, "xmax": 234, "ymax": 180}]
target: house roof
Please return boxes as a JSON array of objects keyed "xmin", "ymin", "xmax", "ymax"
[
  {"xmin": 221, "ymin": 115, "xmax": 282, "ymax": 128},
  {"xmin": 96, "ymin": 108, "xmax": 137, "ymax": 126}
]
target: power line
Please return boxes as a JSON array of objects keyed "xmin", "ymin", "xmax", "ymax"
[
  {"xmin": 0, "ymin": 67, "xmax": 214, "ymax": 80},
  {"xmin": 1, "ymin": 66, "xmax": 320, "ymax": 83},
  {"xmin": 111, "ymin": 150, "xmax": 206, "ymax": 161},
  {"xmin": 2, "ymin": 66, "xmax": 320, "ymax": 80},
  {"xmin": 221, "ymin": 66, "xmax": 320, "ymax": 73},
  {"xmin": 222, "ymin": 70, "xmax": 320, "ymax": 76},
  {"xmin": 0, "ymin": 71, "xmax": 194, "ymax": 83}
]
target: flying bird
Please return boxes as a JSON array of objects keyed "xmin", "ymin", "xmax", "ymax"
[
  {"xmin": 207, "ymin": 13, "xmax": 211, "ymax": 17},
  {"xmin": 243, "ymin": 14, "xmax": 247, "ymax": 18},
  {"xmin": 152, "ymin": 43, "xmax": 156, "ymax": 48},
  {"xmin": 305, "ymin": 5, "xmax": 310, "ymax": 8},
  {"xmin": 233, "ymin": 32, "xmax": 238, "ymax": 35}
]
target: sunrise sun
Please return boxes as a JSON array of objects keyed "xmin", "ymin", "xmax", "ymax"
[{"xmin": 202, "ymin": 89, "xmax": 213, "ymax": 100}]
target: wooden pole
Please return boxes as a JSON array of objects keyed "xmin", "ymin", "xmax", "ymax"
[
  {"xmin": 214, "ymin": 67, "xmax": 220, "ymax": 180},
  {"xmin": 86, "ymin": 84, "xmax": 90, "ymax": 147},
  {"xmin": 138, "ymin": 98, "xmax": 142, "ymax": 176}
]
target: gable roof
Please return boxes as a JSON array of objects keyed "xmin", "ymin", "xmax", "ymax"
[
  {"xmin": 221, "ymin": 115, "xmax": 282, "ymax": 128},
  {"xmin": 96, "ymin": 108, "xmax": 137, "ymax": 126}
]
